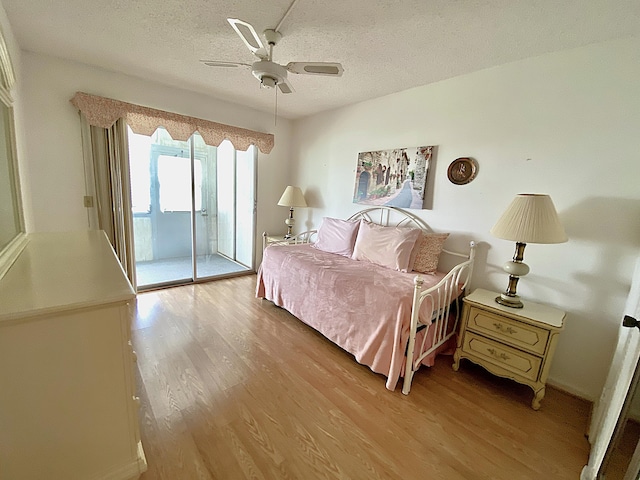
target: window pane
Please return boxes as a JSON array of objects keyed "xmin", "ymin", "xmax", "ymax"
[
  {"xmin": 216, "ymin": 140, "xmax": 235, "ymax": 258},
  {"xmin": 157, "ymin": 155, "xmax": 202, "ymax": 212},
  {"xmin": 236, "ymin": 145, "xmax": 256, "ymax": 266}
]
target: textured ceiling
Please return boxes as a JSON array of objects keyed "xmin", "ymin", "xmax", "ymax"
[{"xmin": 3, "ymin": 0, "xmax": 640, "ymax": 120}]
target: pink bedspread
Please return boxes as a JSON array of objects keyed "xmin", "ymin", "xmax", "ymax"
[{"xmin": 256, "ymin": 244, "xmax": 449, "ymax": 390}]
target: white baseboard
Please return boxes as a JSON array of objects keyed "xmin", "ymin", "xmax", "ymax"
[
  {"xmin": 547, "ymin": 378, "xmax": 596, "ymax": 403},
  {"xmin": 88, "ymin": 443, "xmax": 147, "ymax": 480}
]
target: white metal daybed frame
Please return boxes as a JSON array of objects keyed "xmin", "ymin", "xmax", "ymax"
[{"xmin": 263, "ymin": 206, "xmax": 475, "ymax": 394}]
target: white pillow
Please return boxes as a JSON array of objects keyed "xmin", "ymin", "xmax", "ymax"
[
  {"xmin": 312, "ymin": 217, "xmax": 361, "ymax": 257},
  {"xmin": 352, "ymin": 222, "xmax": 422, "ymax": 272}
]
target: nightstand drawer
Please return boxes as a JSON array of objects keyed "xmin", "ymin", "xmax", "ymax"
[
  {"xmin": 466, "ymin": 306, "xmax": 550, "ymax": 356},
  {"xmin": 461, "ymin": 331, "xmax": 542, "ymax": 382}
]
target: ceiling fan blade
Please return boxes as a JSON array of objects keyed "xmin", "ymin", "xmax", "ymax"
[
  {"xmin": 227, "ymin": 18, "xmax": 267, "ymax": 58},
  {"xmin": 286, "ymin": 62, "xmax": 344, "ymax": 77},
  {"xmin": 200, "ymin": 60, "xmax": 251, "ymax": 68},
  {"xmin": 278, "ymin": 77, "xmax": 295, "ymax": 94}
]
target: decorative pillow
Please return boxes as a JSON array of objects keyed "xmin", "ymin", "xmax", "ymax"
[
  {"xmin": 410, "ymin": 232, "xmax": 450, "ymax": 274},
  {"xmin": 352, "ymin": 221, "xmax": 422, "ymax": 272},
  {"xmin": 312, "ymin": 217, "xmax": 361, "ymax": 257}
]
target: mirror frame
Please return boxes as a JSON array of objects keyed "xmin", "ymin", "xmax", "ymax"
[{"xmin": 0, "ymin": 24, "xmax": 26, "ymax": 281}]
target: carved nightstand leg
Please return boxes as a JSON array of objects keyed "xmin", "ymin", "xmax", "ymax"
[
  {"xmin": 532, "ymin": 386, "xmax": 545, "ymax": 410},
  {"xmin": 452, "ymin": 351, "xmax": 461, "ymax": 371}
]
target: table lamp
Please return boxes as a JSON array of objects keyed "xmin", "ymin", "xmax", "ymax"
[
  {"xmin": 490, "ymin": 194, "xmax": 567, "ymax": 308},
  {"xmin": 277, "ymin": 186, "xmax": 307, "ymax": 238}
]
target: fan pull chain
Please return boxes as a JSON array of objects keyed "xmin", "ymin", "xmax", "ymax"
[{"xmin": 274, "ymin": 85, "xmax": 278, "ymax": 127}]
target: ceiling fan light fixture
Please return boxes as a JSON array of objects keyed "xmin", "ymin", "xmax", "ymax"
[
  {"xmin": 261, "ymin": 76, "xmax": 277, "ymax": 89},
  {"xmin": 252, "ymin": 60, "xmax": 287, "ymax": 86}
]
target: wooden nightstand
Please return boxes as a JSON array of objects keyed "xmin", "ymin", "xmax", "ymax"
[{"xmin": 453, "ymin": 288, "xmax": 565, "ymax": 410}]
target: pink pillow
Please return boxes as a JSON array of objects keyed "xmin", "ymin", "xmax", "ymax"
[
  {"xmin": 410, "ymin": 232, "xmax": 450, "ymax": 274},
  {"xmin": 352, "ymin": 222, "xmax": 422, "ymax": 272},
  {"xmin": 313, "ymin": 217, "xmax": 361, "ymax": 257}
]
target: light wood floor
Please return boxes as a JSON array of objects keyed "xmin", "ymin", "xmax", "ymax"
[{"xmin": 132, "ymin": 275, "xmax": 591, "ymax": 480}]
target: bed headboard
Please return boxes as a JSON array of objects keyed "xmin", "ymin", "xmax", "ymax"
[
  {"xmin": 267, "ymin": 206, "xmax": 473, "ymax": 271},
  {"xmin": 347, "ymin": 206, "xmax": 433, "ymax": 232},
  {"xmin": 281, "ymin": 206, "xmax": 469, "ymax": 259},
  {"xmin": 347, "ymin": 206, "xmax": 472, "ymax": 263}
]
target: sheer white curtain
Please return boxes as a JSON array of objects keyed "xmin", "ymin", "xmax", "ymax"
[{"xmin": 80, "ymin": 113, "xmax": 136, "ymax": 287}]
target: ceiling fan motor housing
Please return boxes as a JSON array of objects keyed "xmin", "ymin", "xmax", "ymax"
[{"xmin": 252, "ymin": 60, "xmax": 287, "ymax": 88}]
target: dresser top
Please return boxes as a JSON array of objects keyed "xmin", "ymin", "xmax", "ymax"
[
  {"xmin": 0, "ymin": 230, "xmax": 135, "ymax": 323},
  {"xmin": 464, "ymin": 288, "xmax": 565, "ymax": 328}
]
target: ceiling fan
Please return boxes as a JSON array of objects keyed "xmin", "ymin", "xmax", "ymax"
[{"xmin": 202, "ymin": 18, "xmax": 344, "ymax": 94}]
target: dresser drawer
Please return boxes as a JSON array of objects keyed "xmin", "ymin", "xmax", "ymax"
[
  {"xmin": 466, "ymin": 306, "xmax": 549, "ymax": 355},
  {"xmin": 461, "ymin": 331, "xmax": 542, "ymax": 382}
]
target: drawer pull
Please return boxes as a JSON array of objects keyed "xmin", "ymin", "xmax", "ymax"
[
  {"xmin": 487, "ymin": 348, "xmax": 510, "ymax": 362},
  {"xmin": 493, "ymin": 322, "xmax": 516, "ymax": 335}
]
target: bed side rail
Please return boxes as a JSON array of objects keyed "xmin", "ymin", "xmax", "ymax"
[{"xmin": 402, "ymin": 241, "xmax": 476, "ymax": 395}]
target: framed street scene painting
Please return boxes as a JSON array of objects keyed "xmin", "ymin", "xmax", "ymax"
[{"xmin": 353, "ymin": 146, "xmax": 434, "ymax": 209}]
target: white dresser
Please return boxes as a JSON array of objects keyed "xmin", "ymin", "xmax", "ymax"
[{"xmin": 0, "ymin": 231, "xmax": 146, "ymax": 480}]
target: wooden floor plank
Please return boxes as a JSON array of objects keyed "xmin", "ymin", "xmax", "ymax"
[{"xmin": 133, "ymin": 275, "xmax": 591, "ymax": 480}]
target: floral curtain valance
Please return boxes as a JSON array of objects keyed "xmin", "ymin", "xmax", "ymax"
[{"xmin": 70, "ymin": 91, "xmax": 274, "ymax": 154}]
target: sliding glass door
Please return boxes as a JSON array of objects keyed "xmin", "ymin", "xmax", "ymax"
[{"xmin": 129, "ymin": 127, "xmax": 255, "ymax": 289}]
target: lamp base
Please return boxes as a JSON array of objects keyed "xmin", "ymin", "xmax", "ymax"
[
  {"xmin": 495, "ymin": 242, "xmax": 528, "ymax": 309},
  {"xmin": 284, "ymin": 208, "xmax": 295, "ymax": 238},
  {"xmin": 495, "ymin": 294, "xmax": 524, "ymax": 309}
]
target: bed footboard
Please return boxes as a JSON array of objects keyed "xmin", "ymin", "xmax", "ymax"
[{"xmin": 402, "ymin": 241, "xmax": 476, "ymax": 395}]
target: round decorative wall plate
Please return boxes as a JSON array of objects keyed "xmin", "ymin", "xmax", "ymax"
[{"xmin": 447, "ymin": 157, "xmax": 478, "ymax": 185}]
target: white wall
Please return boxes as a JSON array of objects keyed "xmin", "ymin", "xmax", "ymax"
[
  {"xmin": 18, "ymin": 51, "xmax": 293, "ymax": 260},
  {"xmin": 290, "ymin": 36, "xmax": 640, "ymax": 400}
]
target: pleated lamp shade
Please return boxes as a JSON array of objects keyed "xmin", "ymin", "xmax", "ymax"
[
  {"xmin": 277, "ymin": 186, "xmax": 307, "ymax": 208},
  {"xmin": 490, "ymin": 194, "xmax": 567, "ymax": 244}
]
